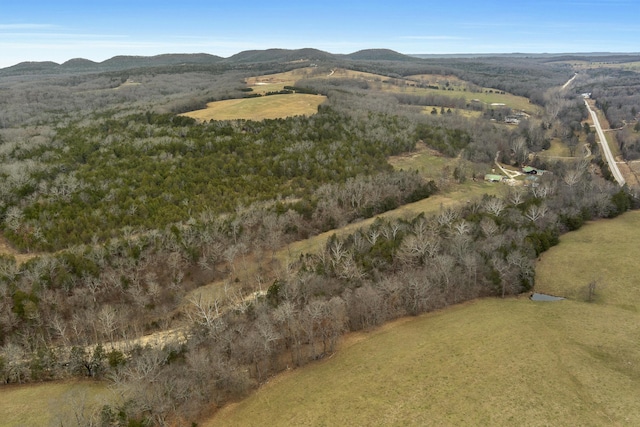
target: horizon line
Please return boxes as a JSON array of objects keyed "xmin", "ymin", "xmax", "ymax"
[{"xmin": 3, "ymin": 48, "xmax": 640, "ymax": 70}]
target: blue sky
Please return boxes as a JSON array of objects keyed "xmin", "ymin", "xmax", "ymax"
[{"xmin": 1, "ymin": 0, "xmax": 639, "ymax": 68}]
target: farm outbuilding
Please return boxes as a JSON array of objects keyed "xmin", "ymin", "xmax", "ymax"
[
  {"xmin": 522, "ymin": 166, "xmax": 545, "ymax": 175},
  {"xmin": 484, "ymin": 174, "xmax": 504, "ymax": 183}
]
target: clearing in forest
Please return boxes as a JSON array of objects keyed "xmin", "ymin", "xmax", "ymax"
[
  {"xmin": 181, "ymin": 66, "xmax": 539, "ymax": 122},
  {"xmin": 180, "ymin": 93, "xmax": 326, "ymax": 122},
  {"xmin": 245, "ymin": 67, "xmax": 319, "ymax": 94},
  {"xmin": 325, "ymin": 68, "xmax": 539, "ymax": 114}
]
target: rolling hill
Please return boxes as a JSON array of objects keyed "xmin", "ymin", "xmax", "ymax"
[
  {"xmin": 0, "ymin": 48, "xmax": 417, "ymax": 76},
  {"xmin": 343, "ymin": 48, "xmax": 416, "ymax": 62}
]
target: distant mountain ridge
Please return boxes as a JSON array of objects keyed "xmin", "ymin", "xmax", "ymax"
[
  {"xmin": 1, "ymin": 53, "xmax": 226, "ymax": 75},
  {"xmin": 4, "ymin": 48, "xmax": 639, "ymax": 77},
  {"xmin": 0, "ymin": 48, "xmax": 418, "ymax": 76}
]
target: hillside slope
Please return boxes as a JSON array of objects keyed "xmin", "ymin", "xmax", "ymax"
[{"xmin": 206, "ymin": 212, "xmax": 640, "ymax": 426}]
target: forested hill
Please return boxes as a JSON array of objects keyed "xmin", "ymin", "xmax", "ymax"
[
  {"xmin": 0, "ymin": 48, "xmax": 574, "ymax": 103},
  {"xmin": 0, "ymin": 48, "xmax": 419, "ymax": 76},
  {"xmin": 225, "ymin": 48, "xmax": 337, "ymax": 63},
  {"xmin": 0, "ymin": 53, "xmax": 225, "ymax": 76},
  {"xmin": 341, "ymin": 49, "xmax": 417, "ymax": 61}
]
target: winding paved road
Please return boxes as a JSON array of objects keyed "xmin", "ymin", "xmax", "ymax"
[{"xmin": 584, "ymin": 99, "xmax": 625, "ymax": 186}]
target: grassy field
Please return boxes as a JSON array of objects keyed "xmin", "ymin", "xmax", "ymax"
[
  {"xmin": 535, "ymin": 210, "xmax": 640, "ymax": 303},
  {"xmin": 376, "ymin": 71, "xmax": 540, "ymax": 114},
  {"xmin": 206, "ymin": 210, "xmax": 640, "ymax": 426},
  {"xmin": 387, "ymin": 142, "xmax": 487, "ymax": 181},
  {"xmin": 245, "ymin": 67, "xmax": 321, "ymax": 94},
  {"xmin": 421, "ymin": 105, "xmax": 483, "ymax": 119},
  {"xmin": 374, "ymin": 79, "xmax": 539, "ymax": 114},
  {"xmin": 536, "ymin": 137, "xmax": 590, "ymax": 161},
  {"xmin": 180, "ymin": 67, "xmax": 540, "ymax": 123},
  {"xmin": 181, "ymin": 94, "xmax": 326, "ymax": 122},
  {"xmin": 0, "ymin": 380, "xmax": 116, "ymax": 427},
  {"xmin": 251, "ymin": 67, "xmax": 540, "ymax": 115},
  {"xmin": 561, "ymin": 60, "xmax": 640, "ymax": 72}
]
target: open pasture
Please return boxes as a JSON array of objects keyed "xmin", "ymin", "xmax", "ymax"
[
  {"xmin": 0, "ymin": 380, "xmax": 116, "ymax": 427},
  {"xmin": 245, "ymin": 67, "xmax": 541, "ymax": 115},
  {"xmin": 537, "ymin": 137, "xmax": 572, "ymax": 158},
  {"xmin": 563, "ymin": 60, "xmax": 640, "ymax": 72},
  {"xmin": 181, "ymin": 93, "xmax": 326, "ymax": 121},
  {"xmin": 421, "ymin": 105, "xmax": 483, "ymax": 119},
  {"xmin": 245, "ymin": 67, "xmax": 320, "ymax": 94},
  {"xmin": 207, "ymin": 211, "xmax": 640, "ymax": 426},
  {"xmin": 403, "ymin": 85, "xmax": 540, "ymax": 114},
  {"xmin": 535, "ymin": 210, "xmax": 640, "ymax": 305},
  {"xmin": 180, "ymin": 66, "xmax": 540, "ymax": 123}
]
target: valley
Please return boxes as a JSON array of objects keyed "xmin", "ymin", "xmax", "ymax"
[{"xmin": 0, "ymin": 49, "xmax": 639, "ymax": 426}]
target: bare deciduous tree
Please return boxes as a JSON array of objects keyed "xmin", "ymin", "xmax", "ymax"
[{"xmin": 483, "ymin": 196, "xmax": 506, "ymax": 216}]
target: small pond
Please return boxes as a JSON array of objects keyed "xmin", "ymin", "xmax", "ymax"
[{"xmin": 530, "ymin": 293, "xmax": 565, "ymax": 301}]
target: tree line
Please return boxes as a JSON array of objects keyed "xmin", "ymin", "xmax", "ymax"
[{"xmin": 3, "ymin": 164, "xmax": 630, "ymax": 425}]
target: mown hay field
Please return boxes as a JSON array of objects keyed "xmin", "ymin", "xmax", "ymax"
[
  {"xmin": 245, "ymin": 67, "xmax": 321, "ymax": 94},
  {"xmin": 249, "ymin": 67, "xmax": 540, "ymax": 115},
  {"xmin": 421, "ymin": 105, "xmax": 483, "ymax": 119},
  {"xmin": 331, "ymin": 68, "xmax": 540, "ymax": 114},
  {"xmin": 0, "ymin": 380, "xmax": 117, "ymax": 427},
  {"xmin": 181, "ymin": 94, "xmax": 326, "ymax": 122},
  {"xmin": 207, "ymin": 211, "xmax": 640, "ymax": 426}
]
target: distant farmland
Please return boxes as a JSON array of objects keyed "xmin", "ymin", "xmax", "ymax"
[{"xmin": 183, "ymin": 66, "xmax": 540, "ymax": 123}]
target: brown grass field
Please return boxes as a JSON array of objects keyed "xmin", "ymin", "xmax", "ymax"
[
  {"xmin": 349, "ymin": 68, "xmax": 537, "ymax": 112},
  {"xmin": 181, "ymin": 67, "xmax": 541, "ymax": 122},
  {"xmin": 559, "ymin": 60, "xmax": 640, "ymax": 72},
  {"xmin": 0, "ymin": 380, "xmax": 116, "ymax": 426},
  {"xmin": 205, "ymin": 210, "xmax": 640, "ymax": 426},
  {"xmin": 181, "ymin": 94, "xmax": 326, "ymax": 122},
  {"xmin": 245, "ymin": 67, "xmax": 321, "ymax": 94},
  {"xmin": 421, "ymin": 105, "xmax": 483, "ymax": 119}
]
